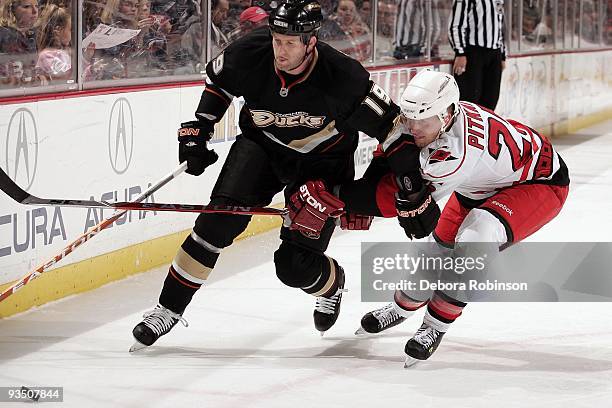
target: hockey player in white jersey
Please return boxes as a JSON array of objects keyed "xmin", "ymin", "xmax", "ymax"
[{"xmin": 349, "ymin": 70, "xmax": 569, "ymax": 366}]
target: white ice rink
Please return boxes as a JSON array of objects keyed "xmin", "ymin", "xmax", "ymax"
[{"xmin": 2, "ymin": 120, "xmax": 612, "ymax": 407}]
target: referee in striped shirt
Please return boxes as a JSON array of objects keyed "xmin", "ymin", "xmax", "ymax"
[
  {"xmin": 393, "ymin": 0, "xmax": 442, "ymax": 59},
  {"xmin": 449, "ymin": 0, "xmax": 507, "ymax": 110}
]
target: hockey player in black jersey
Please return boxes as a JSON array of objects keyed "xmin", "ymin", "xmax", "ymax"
[{"xmin": 130, "ymin": 0, "xmax": 429, "ymax": 351}]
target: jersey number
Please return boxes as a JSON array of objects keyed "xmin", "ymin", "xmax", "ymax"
[
  {"xmin": 212, "ymin": 53, "xmax": 224, "ymax": 75},
  {"xmin": 486, "ymin": 116, "xmax": 553, "ymax": 178},
  {"xmin": 363, "ymin": 83, "xmax": 391, "ymax": 117}
]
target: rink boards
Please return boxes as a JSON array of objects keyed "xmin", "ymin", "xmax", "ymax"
[{"xmin": 1, "ymin": 49, "xmax": 611, "ymax": 317}]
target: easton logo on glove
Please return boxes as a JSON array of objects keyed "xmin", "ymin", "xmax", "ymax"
[
  {"xmin": 299, "ymin": 184, "xmax": 328, "ymax": 213},
  {"xmin": 397, "ymin": 195, "xmax": 432, "ymax": 218},
  {"xmin": 178, "ymin": 128, "xmax": 200, "ymax": 137},
  {"xmin": 285, "ymin": 180, "xmax": 345, "ymax": 239}
]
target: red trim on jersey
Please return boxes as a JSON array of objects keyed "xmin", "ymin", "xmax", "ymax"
[
  {"xmin": 422, "ymin": 107, "xmax": 468, "ymax": 179},
  {"xmin": 204, "ymin": 87, "xmax": 231, "ymax": 106},
  {"xmin": 274, "ymin": 49, "xmax": 319, "ymax": 94},
  {"xmin": 385, "ymin": 140, "xmax": 415, "ymax": 157},
  {"xmin": 373, "ymin": 144, "xmax": 385, "ymax": 158},
  {"xmin": 320, "ymin": 133, "xmax": 345, "ymax": 152}
]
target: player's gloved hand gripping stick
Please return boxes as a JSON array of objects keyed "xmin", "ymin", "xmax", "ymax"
[
  {"xmin": 178, "ymin": 120, "xmax": 219, "ymax": 176},
  {"xmin": 285, "ymin": 180, "xmax": 345, "ymax": 238}
]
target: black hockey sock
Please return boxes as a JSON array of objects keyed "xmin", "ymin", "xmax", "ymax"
[{"xmin": 158, "ymin": 266, "xmax": 202, "ymax": 315}]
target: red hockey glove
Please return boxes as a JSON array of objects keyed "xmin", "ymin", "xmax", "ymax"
[
  {"xmin": 285, "ymin": 180, "xmax": 345, "ymax": 238},
  {"xmin": 340, "ymin": 213, "xmax": 373, "ymax": 230}
]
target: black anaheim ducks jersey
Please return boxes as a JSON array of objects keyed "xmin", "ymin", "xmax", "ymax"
[{"xmin": 200, "ymin": 27, "xmax": 398, "ymax": 156}]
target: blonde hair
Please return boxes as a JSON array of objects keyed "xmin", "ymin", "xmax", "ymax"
[
  {"xmin": 0, "ymin": 0, "xmax": 38, "ymax": 29},
  {"xmin": 137, "ymin": 0, "xmax": 150, "ymax": 19},
  {"xmin": 100, "ymin": 0, "xmax": 136, "ymax": 28},
  {"xmin": 35, "ymin": 4, "xmax": 70, "ymax": 50}
]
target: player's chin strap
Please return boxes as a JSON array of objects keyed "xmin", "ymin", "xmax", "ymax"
[
  {"xmin": 286, "ymin": 35, "xmax": 316, "ymax": 72},
  {"xmin": 436, "ymin": 103, "xmax": 460, "ymax": 137}
]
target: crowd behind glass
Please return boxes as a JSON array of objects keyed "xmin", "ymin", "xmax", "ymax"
[{"xmin": 0, "ymin": 0, "xmax": 610, "ymax": 95}]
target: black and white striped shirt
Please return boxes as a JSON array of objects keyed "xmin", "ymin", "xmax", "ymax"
[
  {"xmin": 448, "ymin": 0, "xmax": 506, "ymax": 57},
  {"xmin": 395, "ymin": 0, "xmax": 442, "ymax": 49}
]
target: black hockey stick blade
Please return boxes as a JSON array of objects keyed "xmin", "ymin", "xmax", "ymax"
[
  {"xmin": 0, "ymin": 165, "xmax": 117, "ymax": 208},
  {"xmin": 0, "ymin": 166, "xmax": 285, "ymax": 216},
  {"xmin": 0, "ymin": 165, "xmax": 30, "ymax": 203}
]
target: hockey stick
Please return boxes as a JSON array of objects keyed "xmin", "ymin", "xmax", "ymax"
[
  {"xmin": 0, "ymin": 164, "xmax": 285, "ymax": 217},
  {"xmin": 0, "ymin": 163, "xmax": 287, "ymax": 304},
  {"xmin": 0, "ymin": 163, "xmax": 189, "ymax": 304}
]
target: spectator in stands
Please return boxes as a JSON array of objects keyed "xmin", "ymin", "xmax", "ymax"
[
  {"xmin": 0, "ymin": 0, "xmax": 39, "ymax": 87},
  {"xmin": 83, "ymin": 0, "xmax": 143, "ymax": 80},
  {"xmin": 606, "ymin": 0, "xmax": 612, "ymax": 45},
  {"xmin": 375, "ymin": 0, "xmax": 397, "ymax": 60},
  {"xmin": 227, "ymin": 5, "xmax": 268, "ymax": 42},
  {"xmin": 41, "ymin": 0, "xmax": 71, "ymax": 9},
  {"xmin": 358, "ymin": 0, "xmax": 371, "ymax": 26},
  {"xmin": 211, "ymin": 0, "xmax": 230, "ymax": 51},
  {"xmin": 322, "ymin": 0, "xmax": 371, "ymax": 61},
  {"xmin": 319, "ymin": 0, "xmax": 344, "ymax": 39},
  {"xmin": 82, "ymin": 0, "xmax": 104, "ymax": 36},
  {"xmin": 35, "ymin": 4, "xmax": 71, "ymax": 83},
  {"xmin": 251, "ymin": 0, "xmax": 277, "ymax": 12},
  {"xmin": 151, "ymin": 0, "xmax": 199, "ymax": 36},
  {"xmin": 581, "ymin": 0, "xmax": 600, "ymax": 45},
  {"xmin": 181, "ymin": 0, "xmax": 228, "ymax": 68},
  {"xmin": 100, "ymin": 0, "xmax": 138, "ymax": 29},
  {"xmin": 224, "ymin": 0, "xmax": 250, "ymax": 33},
  {"xmin": 336, "ymin": 0, "xmax": 369, "ymax": 36},
  {"xmin": 521, "ymin": 2, "xmax": 552, "ymax": 49},
  {"xmin": 134, "ymin": 0, "xmax": 172, "ymax": 73}
]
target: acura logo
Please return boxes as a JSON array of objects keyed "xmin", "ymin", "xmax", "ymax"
[
  {"xmin": 108, "ymin": 97, "xmax": 134, "ymax": 174},
  {"xmin": 5, "ymin": 108, "xmax": 38, "ymax": 191}
]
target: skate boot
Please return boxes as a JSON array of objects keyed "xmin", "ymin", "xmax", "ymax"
[
  {"xmin": 129, "ymin": 304, "xmax": 188, "ymax": 352},
  {"xmin": 403, "ymin": 322, "xmax": 445, "ymax": 367},
  {"xmin": 355, "ymin": 303, "xmax": 409, "ymax": 335},
  {"xmin": 313, "ymin": 267, "xmax": 347, "ymax": 335}
]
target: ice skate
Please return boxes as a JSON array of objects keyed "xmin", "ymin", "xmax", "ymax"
[
  {"xmin": 130, "ymin": 304, "xmax": 188, "ymax": 352},
  {"xmin": 403, "ymin": 322, "xmax": 445, "ymax": 368},
  {"xmin": 313, "ymin": 268, "xmax": 347, "ymax": 335},
  {"xmin": 355, "ymin": 303, "xmax": 409, "ymax": 335}
]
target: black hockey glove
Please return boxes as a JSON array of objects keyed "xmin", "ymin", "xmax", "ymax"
[
  {"xmin": 396, "ymin": 184, "xmax": 440, "ymax": 240},
  {"xmin": 178, "ymin": 120, "xmax": 219, "ymax": 176}
]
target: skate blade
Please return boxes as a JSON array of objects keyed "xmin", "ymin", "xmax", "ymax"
[
  {"xmin": 319, "ymin": 331, "xmax": 325, "ymax": 337},
  {"xmin": 354, "ymin": 326, "xmax": 376, "ymax": 336},
  {"xmin": 403, "ymin": 356, "xmax": 420, "ymax": 368},
  {"xmin": 129, "ymin": 341, "xmax": 148, "ymax": 353}
]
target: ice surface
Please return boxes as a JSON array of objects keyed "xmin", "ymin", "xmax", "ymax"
[{"xmin": 1, "ymin": 121, "xmax": 612, "ymax": 408}]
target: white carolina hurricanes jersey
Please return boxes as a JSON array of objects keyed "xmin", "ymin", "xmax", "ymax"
[{"xmin": 414, "ymin": 102, "xmax": 562, "ymax": 201}]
